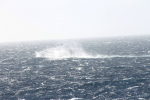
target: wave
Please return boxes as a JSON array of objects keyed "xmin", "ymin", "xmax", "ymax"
[
  {"xmin": 35, "ymin": 42, "xmax": 95, "ymax": 60},
  {"xmin": 35, "ymin": 42, "xmax": 150, "ymax": 60}
]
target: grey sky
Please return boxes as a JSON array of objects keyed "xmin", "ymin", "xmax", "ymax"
[{"xmin": 0, "ymin": 0, "xmax": 150, "ymax": 42}]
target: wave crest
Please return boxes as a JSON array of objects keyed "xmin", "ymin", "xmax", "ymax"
[
  {"xmin": 35, "ymin": 42, "xmax": 95, "ymax": 60},
  {"xmin": 35, "ymin": 42, "xmax": 150, "ymax": 60}
]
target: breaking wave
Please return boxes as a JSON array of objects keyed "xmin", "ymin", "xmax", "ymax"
[
  {"xmin": 35, "ymin": 42, "xmax": 150, "ymax": 60},
  {"xmin": 35, "ymin": 42, "xmax": 97, "ymax": 60}
]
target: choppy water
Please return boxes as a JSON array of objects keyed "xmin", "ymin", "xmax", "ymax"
[{"xmin": 0, "ymin": 36, "xmax": 150, "ymax": 100}]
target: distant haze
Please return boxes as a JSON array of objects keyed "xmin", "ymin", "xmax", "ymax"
[{"xmin": 0, "ymin": 0, "xmax": 150, "ymax": 42}]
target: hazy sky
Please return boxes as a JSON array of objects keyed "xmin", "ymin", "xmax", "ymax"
[{"xmin": 0, "ymin": 0, "xmax": 150, "ymax": 42}]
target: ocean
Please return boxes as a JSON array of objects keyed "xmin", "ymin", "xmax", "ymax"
[{"xmin": 0, "ymin": 36, "xmax": 150, "ymax": 100}]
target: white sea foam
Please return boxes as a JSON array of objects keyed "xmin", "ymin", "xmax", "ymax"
[
  {"xmin": 35, "ymin": 42, "xmax": 97, "ymax": 60},
  {"xmin": 70, "ymin": 98, "xmax": 83, "ymax": 100},
  {"xmin": 35, "ymin": 42, "xmax": 150, "ymax": 60}
]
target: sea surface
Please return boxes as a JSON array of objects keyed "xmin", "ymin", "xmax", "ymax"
[{"xmin": 0, "ymin": 36, "xmax": 150, "ymax": 100}]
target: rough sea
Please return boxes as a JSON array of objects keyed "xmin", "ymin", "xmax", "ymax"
[{"xmin": 0, "ymin": 36, "xmax": 150, "ymax": 100}]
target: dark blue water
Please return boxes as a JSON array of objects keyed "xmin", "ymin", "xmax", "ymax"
[{"xmin": 0, "ymin": 36, "xmax": 150, "ymax": 100}]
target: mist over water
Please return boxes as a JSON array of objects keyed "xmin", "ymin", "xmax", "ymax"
[
  {"xmin": 35, "ymin": 38, "xmax": 150, "ymax": 60},
  {"xmin": 35, "ymin": 42, "xmax": 97, "ymax": 60}
]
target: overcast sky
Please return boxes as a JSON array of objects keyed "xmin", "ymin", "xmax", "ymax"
[{"xmin": 0, "ymin": 0, "xmax": 150, "ymax": 42}]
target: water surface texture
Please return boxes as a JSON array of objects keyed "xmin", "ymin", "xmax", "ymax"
[{"xmin": 0, "ymin": 36, "xmax": 150, "ymax": 100}]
